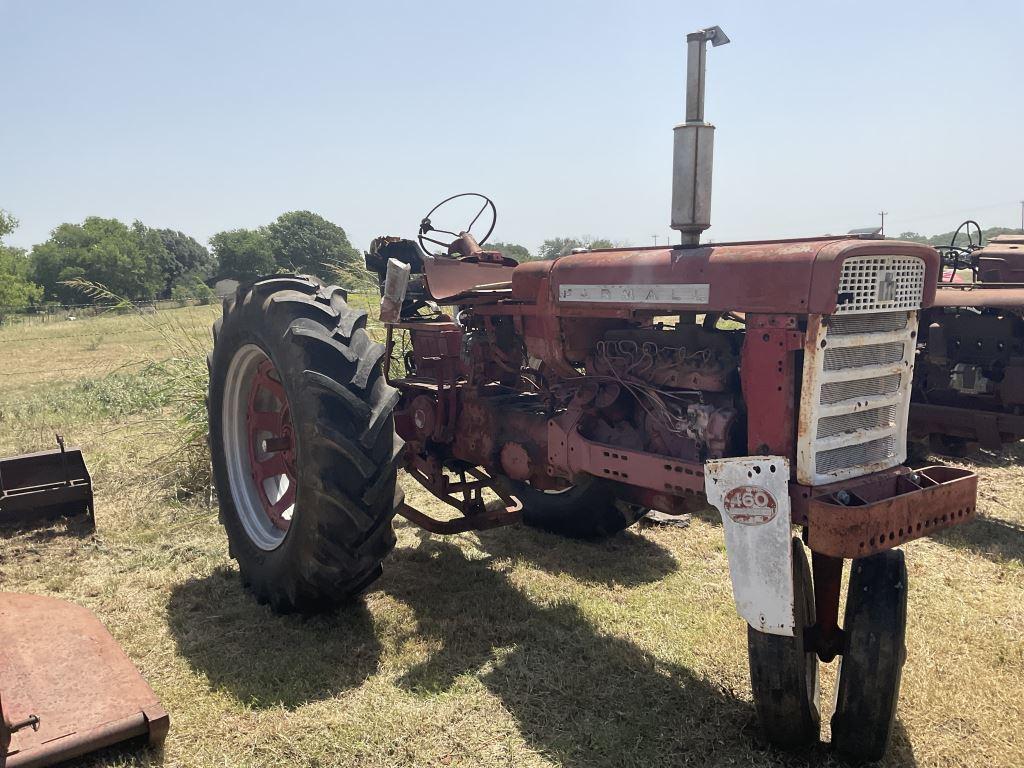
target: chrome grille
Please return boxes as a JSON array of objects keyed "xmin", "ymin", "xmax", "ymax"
[{"xmin": 836, "ymin": 255, "xmax": 926, "ymax": 314}]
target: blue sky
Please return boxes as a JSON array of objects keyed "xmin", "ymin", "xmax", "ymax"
[{"xmin": 2, "ymin": 1, "xmax": 1022, "ymax": 252}]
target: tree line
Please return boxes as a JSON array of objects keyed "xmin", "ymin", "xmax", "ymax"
[
  {"xmin": 0, "ymin": 204, "xmax": 621, "ymax": 317},
  {"xmin": 896, "ymin": 225, "xmax": 1023, "ymax": 248},
  {"xmin": 0, "ymin": 209, "xmax": 363, "ymax": 313}
]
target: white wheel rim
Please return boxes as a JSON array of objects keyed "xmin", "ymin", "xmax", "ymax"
[{"xmin": 222, "ymin": 344, "xmax": 293, "ymax": 550}]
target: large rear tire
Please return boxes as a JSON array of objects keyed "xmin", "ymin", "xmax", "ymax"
[{"xmin": 207, "ymin": 275, "xmax": 402, "ymax": 613}]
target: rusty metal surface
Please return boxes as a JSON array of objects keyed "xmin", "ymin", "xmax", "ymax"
[
  {"xmin": 545, "ymin": 239, "xmax": 939, "ymax": 315},
  {"xmin": 422, "ymin": 256, "xmax": 517, "ymax": 302},
  {"xmin": 805, "ymin": 466, "xmax": 977, "ymax": 558},
  {"xmin": 931, "ymin": 285, "xmax": 1024, "ymax": 308},
  {"xmin": 0, "ymin": 593, "xmax": 168, "ymax": 768},
  {"xmin": 548, "ymin": 411, "xmax": 706, "ymax": 498},
  {"xmin": 908, "ymin": 403, "xmax": 1024, "ymax": 448},
  {"xmin": 0, "ymin": 440, "xmax": 94, "ymax": 529},
  {"xmin": 742, "ymin": 315, "xmax": 802, "ymax": 456},
  {"xmin": 396, "ymin": 498, "xmax": 522, "ymax": 535}
]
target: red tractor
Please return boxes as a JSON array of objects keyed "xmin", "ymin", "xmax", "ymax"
[
  {"xmin": 911, "ymin": 222, "xmax": 1024, "ymax": 452},
  {"xmin": 207, "ymin": 28, "xmax": 978, "ymax": 762}
]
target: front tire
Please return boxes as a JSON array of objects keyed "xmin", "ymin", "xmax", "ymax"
[
  {"xmin": 831, "ymin": 549, "xmax": 908, "ymax": 762},
  {"xmin": 747, "ymin": 538, "xmax": 821, "ymax": 748},
  {"xmin": 208, "ymin": 275, "xmax": 402, "ymax": 613}
]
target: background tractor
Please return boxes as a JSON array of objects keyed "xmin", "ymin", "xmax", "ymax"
[
  {"xmin": 207, "ymin": 27, "xmax": 978, "ymax": 762},
  {"xmin": 911, "ymin": 221, "xmax": 1024, "ymax": 452}
]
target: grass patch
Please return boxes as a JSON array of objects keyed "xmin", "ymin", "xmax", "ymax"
[{"xmin": 0, "ymin": 306, "xmax": 1021, "ymax": 768}]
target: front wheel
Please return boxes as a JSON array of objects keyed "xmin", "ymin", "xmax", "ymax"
[
  {"xmin": 747, "ymin": 538, "xmax": 821, "ymax": 748},
  {"xmin": 831, "ymin": 549, "xmax": 908, "ymax": 762},
  {"xmin": 207, "ymin": 275, "xmax": 403, "ymax": 613}
]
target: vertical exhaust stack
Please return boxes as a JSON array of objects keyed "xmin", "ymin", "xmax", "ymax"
[{"xmin": 671, "ymin": 26, "xmax": 730, "ymax": 245}]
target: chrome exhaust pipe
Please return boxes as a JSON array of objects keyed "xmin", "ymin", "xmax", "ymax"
[{"xmin": 671, "ymin": 26, "xmax": 730, "ymax": 245}]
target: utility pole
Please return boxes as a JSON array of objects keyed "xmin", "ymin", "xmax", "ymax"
[
  {"xmin": 878, "ymin": 210, "xmax": 888, "ymax": 237},
  {"xmin": 652, "ymin": 234, "xmax": 659, "ymax": 246},
  {"xmin": 1019, "ymin": 200, "xmax": 1023, "ymax": 232}
]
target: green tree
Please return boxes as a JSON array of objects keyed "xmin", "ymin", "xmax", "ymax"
[
  {"xmin": 266, "ymin": 210, "xmax": 359, "ymax": 278},
  {"xmin": 486, "ymin": 241, "xmax": 533, "ymax": 261},
  {"xmin": 0, "ymin": 210, "xmax": 43, "ymax": 319},
  {"xmin": 210, "ymin": 228, "xmax": 275, "ymax": 280},
  {"xmin": 30, "ymin": 217, "xmax": 168, "ymax": 303},
  {"xmin": 536, "ymin": 236, "xmax": 618, "ymax": 260},
  {"xmin": 156, "ymin": 228, "xmax": 215, "ymax": 295},
  {"xmin": 0, "ymin": 209, "xmax": 16, "ymax": 240},
  {"xmin": 171, "ymin": 274, "xmax": 216, "ymax": 304}
]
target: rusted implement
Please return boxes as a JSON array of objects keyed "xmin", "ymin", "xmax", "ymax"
[
  {"xmin": 0, "ymin": 593, "xmax": 168, "ymax": 768},
  {"xmin": 0, "ymin": 437, "xmax": 94, "ymax": 529}
]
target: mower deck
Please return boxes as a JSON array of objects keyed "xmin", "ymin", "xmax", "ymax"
[{"xmin": 0, "ymin": 593, "xmax": 168, "ymax": 768}]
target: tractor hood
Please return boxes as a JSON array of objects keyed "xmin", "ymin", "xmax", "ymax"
[{"xmin": 511, "ymin": 237, "xmax": 940, "ymax": 315}]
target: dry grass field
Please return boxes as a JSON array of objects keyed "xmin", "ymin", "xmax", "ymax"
[{"xmin": 0, "ymin": 305, "xmax": 1021, "ymax": 767}]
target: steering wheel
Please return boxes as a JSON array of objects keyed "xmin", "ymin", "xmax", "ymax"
[
  {"xmin": 418, "ymin": 193, "xmax": 497, "ymax": 256},
  {"xmin": 938, "ymin": 220, "xmax": 984, "ymax": 283}
]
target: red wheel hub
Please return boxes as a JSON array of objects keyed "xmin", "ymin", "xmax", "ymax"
[{"xmin": 245, "ymin": 358, "xmax": 296, "ymax": 531}]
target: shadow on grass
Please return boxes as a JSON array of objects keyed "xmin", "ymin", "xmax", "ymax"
[
  {"xmin": 472, "ymin": 523, "xmax": 678, "ymax": 587},
  {"xmin": 0, "ymin": 511, "xmax": 95, "ymax": 542},
  {"xmin": 166, "ymin": 539, "xmax": 920, "ymax": 766},
  {"xmin": 380, "ymin": 537, "xmax": 917, "ymax": 768},
  {"xmin": 933, "ymin": 513, "xmax": 1024, "ymax": 563},
  {"xmin": 166, "ymin": 566, "xmax": 381, "ymax": 709}
]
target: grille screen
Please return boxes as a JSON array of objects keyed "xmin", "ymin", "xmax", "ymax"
[
  {"xmin": 828, "ymin": 311, "xmax": 909, "ymax": 336},
  {"xmin": 820, "ymin": 373, "xmax": 902, "ymax": 405},
  {"xmin": 836, "ymin": 256, "xmax": 926, "ymax": 314},
  {"xmin": 817, "ymin": 405, "xmax": 897, "ymax": 439},
  {"xmin": 816, "ymin": 435, "xmax": 897, "ymax": 475},
  {"xmin": 824, "ymin": 341, "xmax": 905, "ymax": 371},
  {"xmin": 799, "ymin": 307, "xmax": 917, "ymax": 485}
]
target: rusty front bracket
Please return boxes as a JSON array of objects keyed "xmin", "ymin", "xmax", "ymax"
[{"xmin": 805, "ymin": 465, "xmax": 977, "ymax": 559}]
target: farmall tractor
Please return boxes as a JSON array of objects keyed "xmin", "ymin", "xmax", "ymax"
[
  {"xmin": 207, "ymin": 28, "xmax": 978, "ymax": 762},
  {"xmin": 911, "ymin": 222, "xmax": 1024, "ymax": 452}
]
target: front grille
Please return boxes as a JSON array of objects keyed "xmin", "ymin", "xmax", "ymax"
[
  {"xmin": 816, "ymin": 435, "xmax": 898, "ymax": 475},
  {"xmin": 820, "ymin": 373, "xmax": 902, "ymax": 405},
  {"xmin": 817, "ymin": 405, "xmax": 897, "ymax": 439},
  {"xmin": 798, "ymin": 301, "xmax": 920, "ymax": 484},
  {"xmin": 836, "ymin": 255, "xmax": 926, "ymax": 314},
  {"xmin": 824, "ymin": 342, "xmax": 905, "ymax": 371},
  {"xmin": 828, "ymin": 311, "xmax": 908, "ymax": 336}
]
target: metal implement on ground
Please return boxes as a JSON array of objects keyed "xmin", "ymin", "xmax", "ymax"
[
  {"xmin": 0, "ymin": 593, "xmax": 168, "ymax": 768},
  {"xmin": 205, "ymin": 26, "xmax": 978, "ymax": 763},
  {"xmin": 0, "ymin": 435, "xmax": 94, "ymax": 530}
]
